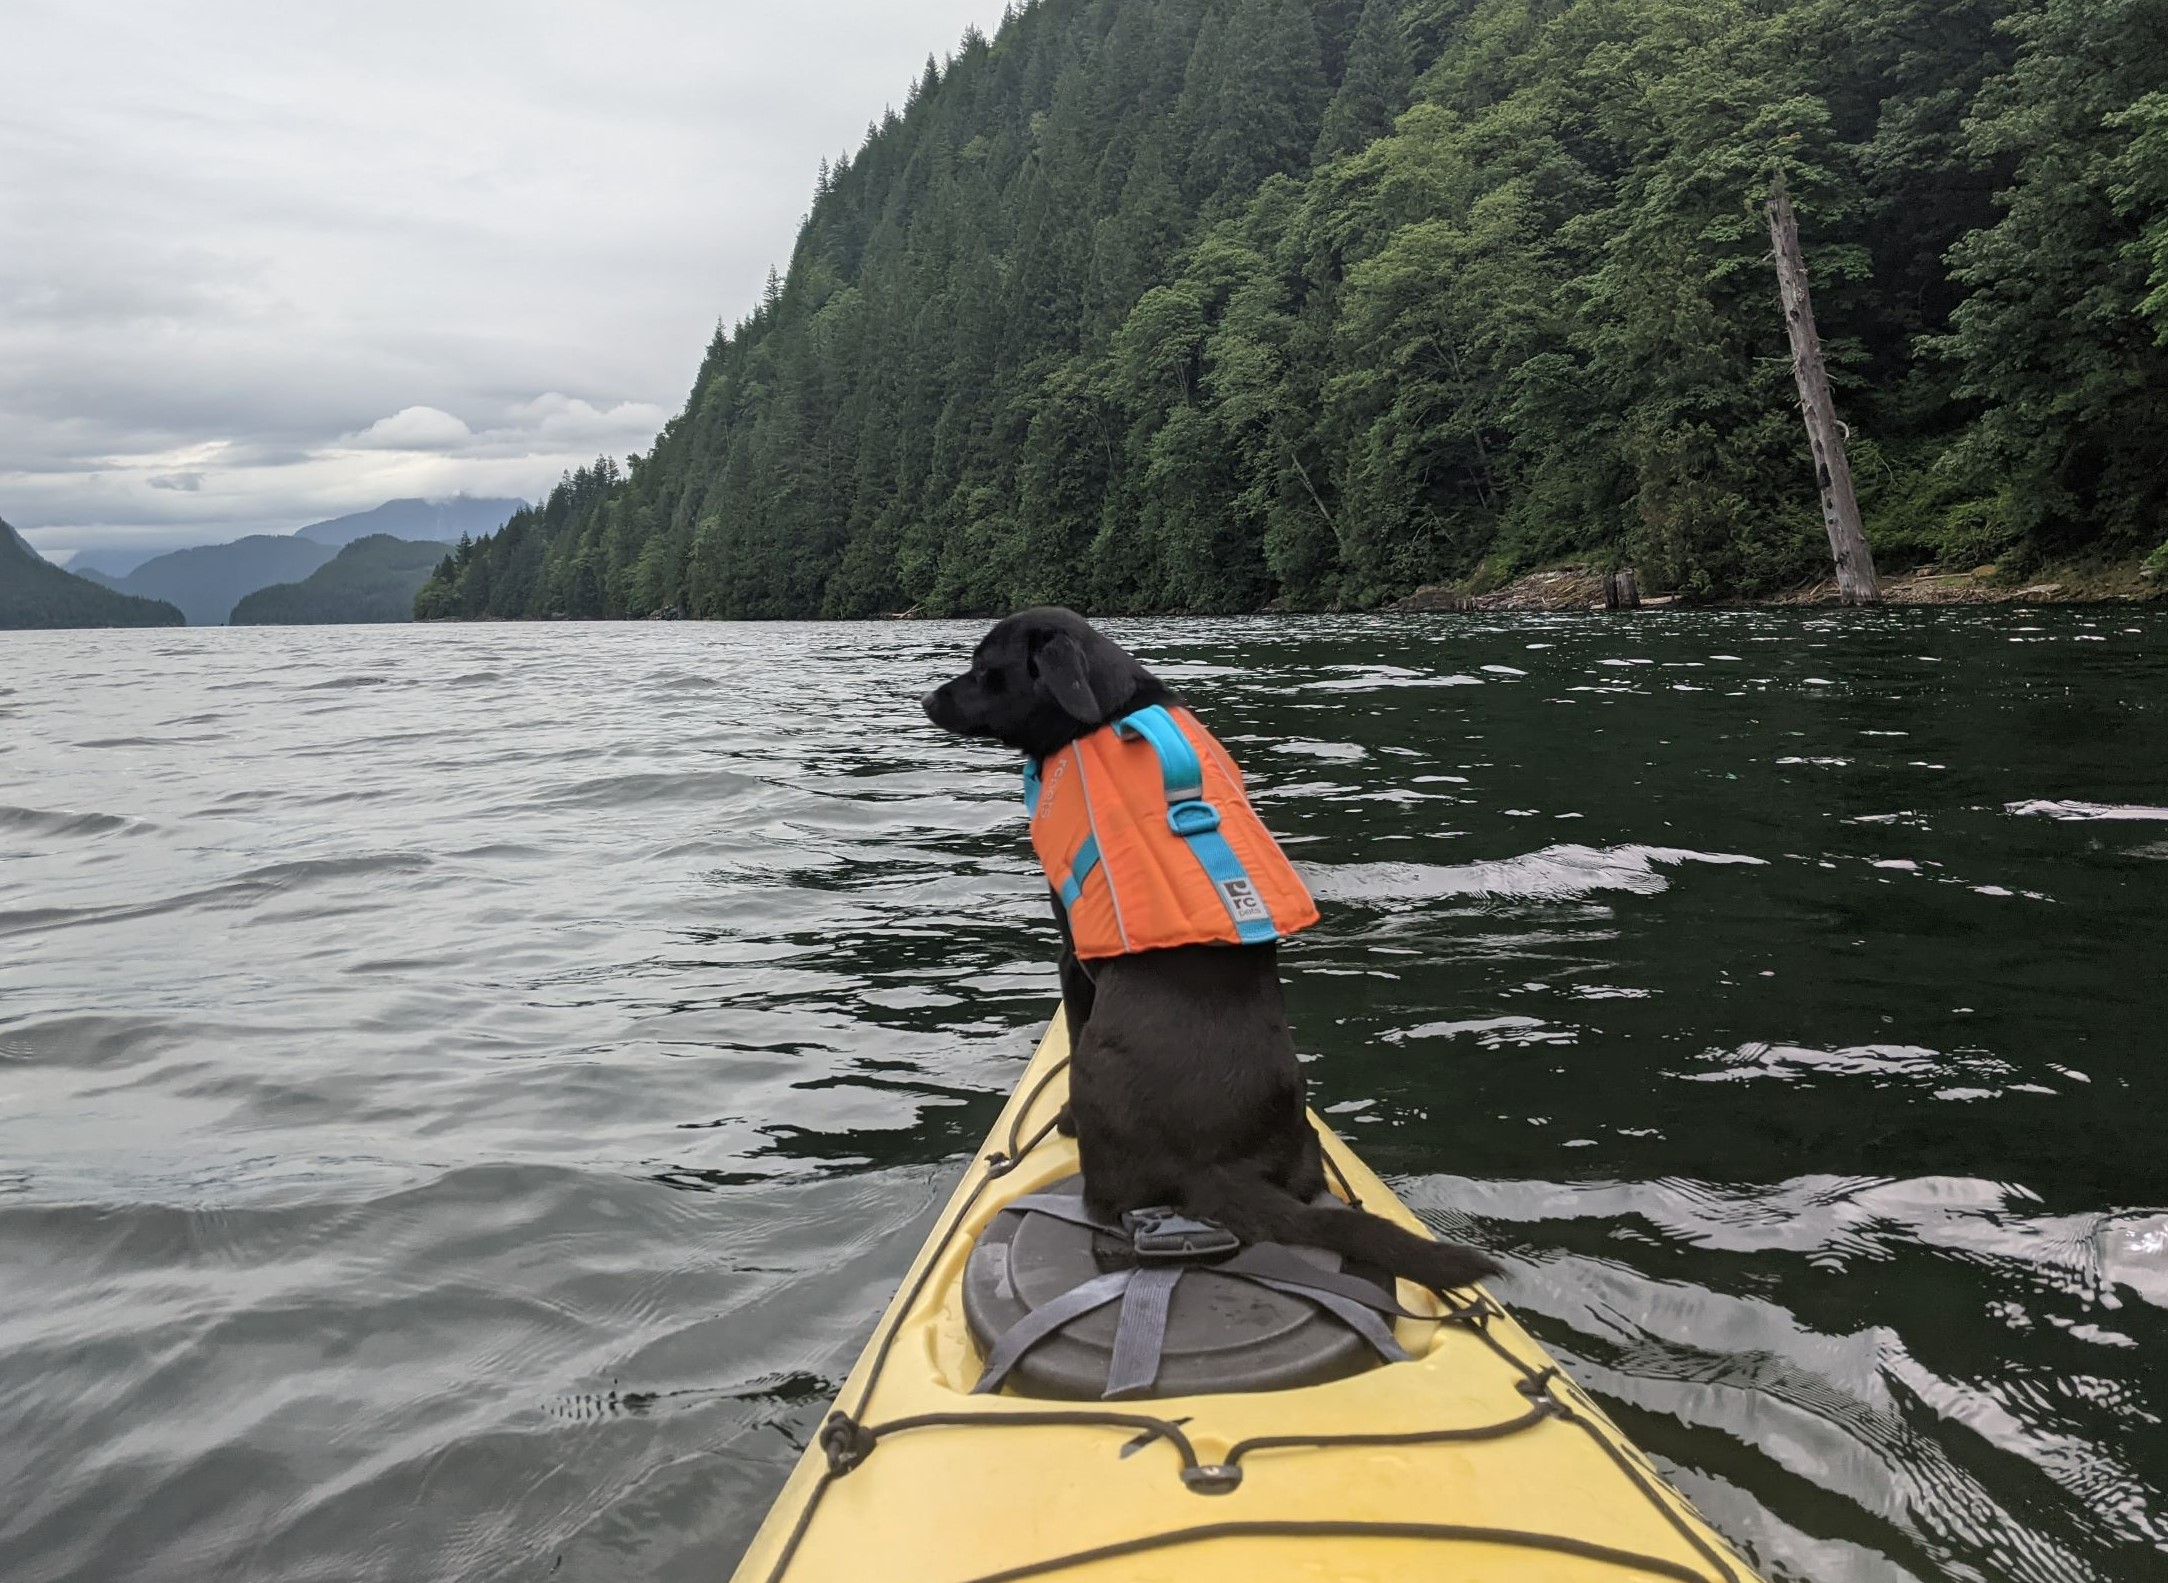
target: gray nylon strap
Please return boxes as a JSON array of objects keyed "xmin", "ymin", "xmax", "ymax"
[
  {"xmin": 974, "ymin": 1201, "xmax": 1426, "ymax": 1397},
  {"xmin": 1006, "ymin": 1201, "xmax": 1418, "ymax": 1321},
  {"xmin": 1102, "ymin": 1265, "xmax": 1183, "ymax": 1400},
  {"xmin": 972, "ymin": 1268, "xmax": 1134, "ymax": 1395},
  {"xmin": 1003, "ymin": 1193, "xmax": 1122, "ymax": 1234},
  {"xmin": 1250, "ymin": 1276, "xmax": 1412, "ymax": 1363},
  {"xmin": 1219, "ymin": 1243, "xmax": 1428, "ymax": 1319}
]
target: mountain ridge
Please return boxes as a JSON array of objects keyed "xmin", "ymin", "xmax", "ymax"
[
  {"xmin": 37, "ymin": 497, "xmax": 525, "ymax": 624},
  {"xmin": 229, "ymin": 535, "xmax": 455, "ymax": 625},
  {"xmin": 85, "ymin": 535, "xmax": 337, "ymax": 626},
  {"xmin": 295, "ymin": 497, "xmax": 526, "ymax": 549},
  {"xmin": 415, "ymin": 0, "xmax": 2168, "ymax": 620},
  {"xmin": 1, "ymin": 517, "xmax": 186, "ymax": 629}
]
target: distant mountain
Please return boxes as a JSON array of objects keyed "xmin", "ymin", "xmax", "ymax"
[
  {"xmin": 85, "ymin": 534, "xmax": 336, "ymax": 626},
  {"xmin": 229, "ymin": 536, "xmax": 453, "ymax": 625},
  {"xmin": 1, "ymin": 518, "xmax": 185, "ymax": 629},
  {"xmin": 65, "ymin": 545, "xmax": 164, "ymax": 580},
  {"xmin": 15, "ymin": 496, "xmax": 525, "ymax": 623},
  {"xmin": 295, "ymin": 497, "xmax": 524, "ymax": 550}
]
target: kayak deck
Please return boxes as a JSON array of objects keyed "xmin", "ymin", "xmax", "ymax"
[{"xmin": 729, "ymin": 1017, "xmax": 1761, "ymax": 1583}]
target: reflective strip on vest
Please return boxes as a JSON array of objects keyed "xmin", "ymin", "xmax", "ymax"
[{"xmin": 1026, "ymin": 706, "xmax": 1319, "ymax": 959}]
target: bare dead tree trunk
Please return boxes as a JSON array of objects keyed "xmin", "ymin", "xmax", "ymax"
[
  {"xmin": 1604, "ymin": 567, "xmax": 1640, "ymax": 609},
  {"xmin": 1767, "ymin": 174, "xmax": 1880, "ymax": 606}
]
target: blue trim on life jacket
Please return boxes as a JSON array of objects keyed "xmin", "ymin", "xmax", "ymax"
[
  {"xmin": 1028, "ymin": 761, "xmax": 1102, "ymax": 913},
  {"xmin": 1112, "ymin": 705, "xmax": 1280, "ymax": 946},
  {"xmin": 1059, "ymin": 833, "xmax": 1101, "ymax": 909}
]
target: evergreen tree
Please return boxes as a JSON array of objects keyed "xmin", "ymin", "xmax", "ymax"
[
  {"xmin": 1314, "ymin": 0, "xmax": 1414, "ymax": 160},
  {"xmin": 416, "ymin": 0, "xmax": 2168, "ymax": 624},
  {"xmin": 1186, "ymin": 0, "xmax": 1330, "ymax": 209},
  {"xmin": 1939, "ymin": 0, "xmax": 2168, "ymax": 556},
  {"xmin": 1086, "ymin": 142, "xmax": 1190, "ymax": 337}
]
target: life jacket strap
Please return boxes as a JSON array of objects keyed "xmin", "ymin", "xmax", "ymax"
[
  {"xmin": 1058, "ymin": 833, "xmax": 1100, "ymax": 909},
  {"xmin": 1114, "ymin": 705, "xmax": 1280, "ymax": 946},
  {"xmin": 1111, "ymin": 705, "xmax": 1203, "ymax": 801},
  {"xmin": 1025, "ymin": 755, "xmax": 1100, "ymax": 906}
]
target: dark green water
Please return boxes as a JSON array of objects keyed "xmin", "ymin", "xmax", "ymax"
[{"xmin": 1, "ymin": 609, "xmax": 2162, "ymax": 1581}]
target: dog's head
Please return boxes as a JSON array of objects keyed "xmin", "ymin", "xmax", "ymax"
[{"xmin": 922, "ymin": 607, "xmax": 1170, "ymax": 759}]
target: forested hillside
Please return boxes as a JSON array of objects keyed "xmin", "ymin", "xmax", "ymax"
[
  {"xmin": 1, "ymin": 520, "xmax": 185, "ymax": 629},
  {"xmin": 230, "ymin": 536, "xmax": 452, "ymax": 625},
  {"xmin": 81, "ymin": 535, "xmax": 335, "ymax": 625},
  {"xmin": 418, "ymin": 0, "xmax": 2168, "ymax": 619}
]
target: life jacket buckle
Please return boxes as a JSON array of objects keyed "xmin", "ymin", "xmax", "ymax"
[
  {"xmin": 1122, "ymin": 1205, "xmax": 1241, "ymax": 1263},
  {"xmin": 1166, "ymin": 799, "xmax": 1221, "ymax": 837}
]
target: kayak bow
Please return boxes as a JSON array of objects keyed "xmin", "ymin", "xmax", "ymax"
[{"xmin": 729, "ymin": 1015, "xmax": 1763, "ymax": 1583}]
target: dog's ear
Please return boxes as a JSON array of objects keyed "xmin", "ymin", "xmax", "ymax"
[{"xmin": 1033, "ymin": 633, "xmax": 1103, "ymax": 723}]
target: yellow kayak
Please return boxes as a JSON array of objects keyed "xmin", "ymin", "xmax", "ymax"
[{"xmin": 729, "ymin": 1015, "xmax": 1763, "ymax": 1583}]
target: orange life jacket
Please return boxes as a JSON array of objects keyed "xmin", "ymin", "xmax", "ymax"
[{"xmin": 1024, "ymin": 704, "xmax": 1319, "ymax": 959}]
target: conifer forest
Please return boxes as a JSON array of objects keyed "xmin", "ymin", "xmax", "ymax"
[{"xmin": 416, "ymin": 0, "xmax": 2168, "ymax": 619}]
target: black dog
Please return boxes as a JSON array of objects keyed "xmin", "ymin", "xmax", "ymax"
[{"xmin": 924, "ymin": 607, "xmax": 1498, "ymax": 1295}]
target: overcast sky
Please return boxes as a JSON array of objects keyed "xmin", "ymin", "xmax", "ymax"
[{"xmin": 1, "ymin": 0, "xmax": 1012, "ymax": 562}]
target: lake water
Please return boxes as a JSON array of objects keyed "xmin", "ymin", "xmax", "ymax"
[{"xmin": 2, "ymin": 610, "xmax": 2163, "ymax": 1583}]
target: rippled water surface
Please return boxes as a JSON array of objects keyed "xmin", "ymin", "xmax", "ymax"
[{"xmin": 3, "ymin": 611, "xmax": 2164, "ymax": 1583}]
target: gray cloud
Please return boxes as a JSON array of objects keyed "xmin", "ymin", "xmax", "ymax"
[{"xmin": 1, "ymin": 0, "xmax": 1010, "ymax": 561}]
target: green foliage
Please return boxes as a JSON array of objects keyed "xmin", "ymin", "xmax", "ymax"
[
  {"xmin": 1315, "ymin": 0, "xmax": 1414, "ymax": 161},
  {"xmin": 0, "ymin": 520, "xmax": 185, "ymax": 628},
  {"xmin": 421, "ymin": 0, "xmax": 2163, "ymax": 621},
  {"xmin": 2145, "ymin": 537, "xmax": 2168, "ymax": 580},
  {"xmin": 1935, "ymin": 0, "xmax": 2168, "ymax": 555},
  {"xmin": 231, "ymin": 536, "xmax": 454, "ymax": 625}
]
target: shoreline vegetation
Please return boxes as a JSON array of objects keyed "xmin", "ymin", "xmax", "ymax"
[
  {"xmin": 415, "ymin": 0, "xmax": 2168, "ymax": 627},
  {"xmin": 1391, "ymin": 555, "xmax": 2165, "ymax": 612}
]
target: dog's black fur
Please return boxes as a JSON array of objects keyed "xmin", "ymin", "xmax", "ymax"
[{"xmin": 925, "ymin": 607, "xmax": 1499, "ymax": 1294}]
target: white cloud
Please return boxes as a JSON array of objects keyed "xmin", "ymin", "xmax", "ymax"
[
  {"xmin": 350, "ymin": 407, "xmax": 475, "ymax": 451},
  {"xmin": 506, "ymin": 393, "xmax": 673, "ymax": 447},
  {"xmin": 0, "ymin": 0, "xmax": 1013, "ymax": 561},
  {"xmin": 329, "ymin": 394, "xmax": 670, "ymax": 466}
]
